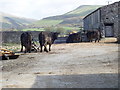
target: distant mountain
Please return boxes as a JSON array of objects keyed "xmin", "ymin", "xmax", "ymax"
[
  {"xmin": 0, "ymin": 5, "xmax": 103, "ymax": 31},
  {"xmin": 34, "ymin": 5, "xmax": 102, "ymax": 27},
  {"xmin": 0, "ymin": 12, "xmax": 37, "ymax": 31}
]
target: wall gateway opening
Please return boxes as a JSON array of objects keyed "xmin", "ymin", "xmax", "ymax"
[{"xmin": 104, "ymin": 23, "xmax": 114, "ymax": 37}]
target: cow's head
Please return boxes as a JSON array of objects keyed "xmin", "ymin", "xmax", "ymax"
[{"xmin": 52, "ymin": 32, "xmax": 60, "ymax": 40}]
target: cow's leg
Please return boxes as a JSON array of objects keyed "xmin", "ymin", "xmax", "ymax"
[
  {"xmin": 28, "ymin": 47, "xmax": 31, "ymax": 53},
  {"xmin": 43, "ymin": 42, "xmax": 48, "ymax": 52},
  {"xmin": 95, "ymin": 39, "xmax": 97, "ymax": 43},
  {"xmin": 44, "ymin": 46, "xmax": 48, "ymax": 52},
  {"xmin": 90, "ymin": 39, "xmax": 92, "ymax": 42},
  {"xmin": 44, "ymin": 44, "xmax": 48, "ymax": 52},
  {"xmin": 40, "ymin": 45, "xmax": 43, "ymax": 52},
  {"xmin": 43, "ymin": 44, "xmax": 46, "ymax": 51},
  {"xmin": 44, "ymin": 47, "xmax": 45, "ymax": 51},
  {"xmin": 49, "ymin": 44, "xmax": 51, "ymax": 51},
  {"xmin": 95, "ymin": 39, "xmax": 98, "ymax": 43},
  {"xmin": 29, "ymin": 42, "xmax": 32, "ymax": 53},
  {"xmin": 98, "ymin": 37, "xmax": 100, "ymax": 42},
  {"xmin": 95, "ymin": 38, "xmax": 99, "ymax": 43},
  {"xmin": 88, "ymin": 37, "xmax": 91, "ymax": 42},
  {"xmin": 21, "ymin": 45, "xmax": 23, "ymax": 52},
  {"xmin": 98, "ymin": 39, "xmax": 100, "ymax": 42}
]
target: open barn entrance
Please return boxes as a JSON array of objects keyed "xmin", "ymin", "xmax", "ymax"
[{"xmin": 104, "ymin": 23, "xmax": 114, "ymax": 37}]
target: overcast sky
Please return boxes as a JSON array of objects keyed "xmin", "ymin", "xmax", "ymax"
[{"xmin": 0, "ymin": 0, "xmax": 119, "ymax": 20}]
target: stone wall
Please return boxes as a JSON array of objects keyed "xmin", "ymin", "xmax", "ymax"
[
  {"xmin": 1, "ymin": 31, "xmax": 40, "ymax": 44},
  {"xmin": 118, "ymin": 1, "xmax": 120, "ymax": 43},
  {"xmin": 1, "ymin": 31, "xmax": 68, "ymax": 44},
  {"xmin": 101, "ymin": 2, "xmax": 119, "ymax": 38}
]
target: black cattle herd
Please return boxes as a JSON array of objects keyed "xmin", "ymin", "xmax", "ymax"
[{"xmin": 20, "ymin": 30, "xmax": 102, "ymax": 53}]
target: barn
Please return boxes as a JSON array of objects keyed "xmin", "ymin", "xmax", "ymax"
[{"xmin": 83, "ymin": 1, "xmax": 120, "ymax": 43}]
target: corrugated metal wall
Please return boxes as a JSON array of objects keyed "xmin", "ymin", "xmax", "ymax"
[{"xmin": 83, "ymin": 9, "xmax": 101, "ymax": 30}]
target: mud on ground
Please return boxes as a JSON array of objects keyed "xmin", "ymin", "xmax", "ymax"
[{"xmin": 0, "ymin": 38, "xmax": 119, "ymax": 88}]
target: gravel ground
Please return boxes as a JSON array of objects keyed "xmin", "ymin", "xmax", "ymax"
[{"xmin": 0, "ymin": 38, "xmax": 119, "ymax": 88}]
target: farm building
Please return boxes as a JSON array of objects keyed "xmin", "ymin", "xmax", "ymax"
[{"xmin": 83, "ymin": 1, "xmax": 120, "ymax": 43}]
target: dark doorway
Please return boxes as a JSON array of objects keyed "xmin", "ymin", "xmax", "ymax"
[{"xmin": 104, "ymin": 23, "xmax": 114, "ymax": 37}]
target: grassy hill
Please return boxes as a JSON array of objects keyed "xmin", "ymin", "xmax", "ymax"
[
  {"xmin": 0, "ymin": 12, "xmax": 37, "ymax": 31},
  {"xmin": 0, "ymin": 5, "xmax": 102, "ymax": 32},
  {"xmin": 34, "ymin": 5, "xmax": 102, "ymax": 28}
]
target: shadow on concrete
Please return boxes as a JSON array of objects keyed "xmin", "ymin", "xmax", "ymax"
[{"xmin": 31, "ymin": 73, "xmax": 118, "ymax": 88}]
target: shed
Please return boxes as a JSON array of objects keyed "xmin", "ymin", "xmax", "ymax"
[{"xmin": 83, "ymin": 1, "xmax": 120, "ymax": 42}]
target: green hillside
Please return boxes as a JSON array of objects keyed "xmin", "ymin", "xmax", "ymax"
[
  {"xmin": 65, "ymin": 5, "xmax": 102, "ymax": 15},
  {"xmin": 0, "ymin": 12, "xmax": 37, "ymax": 31},
  {"xmin": 34, "ymin": 5, "xmax": 102, "ymax": 27},
  {"xmin": 33, "ymin": 19, "xmax": 63, "ymax": 27},
  {"xmin": 0, "ymin": 5, "xmax": 103, "ymax": 31}
]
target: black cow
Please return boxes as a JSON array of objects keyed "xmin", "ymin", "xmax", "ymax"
[
  {"xmin": 86, "ymin": 30, "xmax": 102, "ymax": 42},
  {"xmin": 20, "ymin": 32, "xmax": 32, "ymax": 53},
  {"xmin": 38, "ymin": 31, "xmax": 59, "ymax": 52},
  {"xmin": 66, "ymin": 32, "xmax": 82, "ymax": 43}
]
